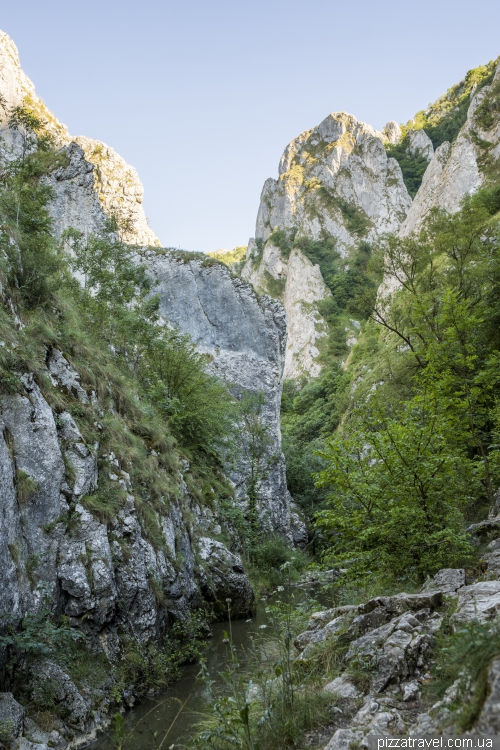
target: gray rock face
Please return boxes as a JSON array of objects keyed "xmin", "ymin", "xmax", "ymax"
[
  {"xmin": 0, "ymin": 692, "xmax": 25, "ymax": 741},
  {"xmin": 0, "ymin": 349, "xmax": 255, "ymax": 743},
  {"xmin": 0, "ymin": 29, "xmax": 159, "ymax": 247},
  {"xmin": 406, "ymin": 129, "xmax": 434, "ymax": 161},
  {"xmin": 44, "ymin": 142, "xmax": 107, "ymax": 241},
  {"xmin": 144, "ymin": 250, "xmax": 305, "ymax": 541},
  {"xmin": 242, "ymin": 111, "xmax": 412, "ymax": 377}
]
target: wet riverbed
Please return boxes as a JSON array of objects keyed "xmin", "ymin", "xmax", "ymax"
[
  {"xmin": 91, "ymin": 584, "xmax": 331, "ymax": 750},
  {"xmin": 91, "ymin": 601, "xmax": 271, "ymax": 750}
]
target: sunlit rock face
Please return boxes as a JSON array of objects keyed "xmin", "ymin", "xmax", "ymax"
[
  {"xmin": 400, "ymin": 62, "xmax": 500, "ymax": 237},
  {"xmin": 0, "ymin": 29, "xmax": 160, "ymax": 247},
  {"xmin": 242, "ymin": 111, "xmax": 412, "ymax": 378}
]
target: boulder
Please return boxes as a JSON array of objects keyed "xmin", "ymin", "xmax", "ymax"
[
  {"xmin": 0, "ymin": 693, "xmax": 24, "ymax": 741},
  {"xmin": 450, "ymin": 580, "xmax": 500, "ymax": 628},
  {"xmin": 31, "ymin": 661, "xmax": 91, "ymax": 732},
  {"xmin": 358, "ymin": 591, "xmax": 443, "ymax": 615},
  {"xmin": 197, "ymin": 537, "xmax": 254, "ymax": 619},
  {"xmin": 475, "ymin": 658, "xmax": 500, "ymax": 733},
  {"xmin": 324, "ymin": 675, "xmax": 360, "ymax": 699},
  {"xmin": 421, "ymin": 568, "xmax": 466, "ymax": 595}
]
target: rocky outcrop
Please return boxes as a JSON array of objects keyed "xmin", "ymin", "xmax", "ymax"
[
  {"xmin": 243, "ymin": 245, "xmax": 331, "ymax": 379},
  {"xmin": 400, "ymin": 62, "xmax": 500, "ymax": 236},
  {"xmin": 0, "ymin": 351, "xmax": 254, "ymax": 748},
  {"xmin": 143, "ymin": 250, "xmax": 306, "ymax": 543},
  {"xmin": 406, "ymin": 129, "xmax": 434, "ymax": 161},
  {"xmin": 292, "ymin": 541, "xmax": 500, "ymax": 746},
  {"xmin": 242, "ymin": 111, "xmax": 412, "ymax": 377},
  {"xmin": 0, "ymin": 29, "xmax": 159, "ymax": 247},
  {"xmin": 0, "ymin": 354, "xmax": 254, "ymax": 627},
  {"xmin": 382, "ymin": 121, "xmax": 402, "ymax": 145},
  {"xmin": 252, "ymin": 112, "xmax": 410, "ymax": 250}
]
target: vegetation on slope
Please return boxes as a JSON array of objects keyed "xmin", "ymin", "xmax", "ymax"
[
  {"xmin": 207, "ymin": 245, "xmax": 247, "ymax": 266},
  {"xmin": 314, "ymin": 187, "xmax": 500, "ymax": 582},
  {"xmin": 385, "ymin": 137, "xmax": 429, "ymax": 197},
  {"xmin": 386, "ymin": 58, "xmax": 499, "ymax": 197},
  {"xmin": 410, "ymin": 59, "xmax": 499, "ymax": 149},
  {"xmin": 280, "ymin": 236, "xmax": 383, "ymax": 524}
]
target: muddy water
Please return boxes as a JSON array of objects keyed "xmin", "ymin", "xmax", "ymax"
[
  {"xmin": 91, "ymin": 585, "xmax": 330, "ymax": 750},
  {"xmin": 91, "ymin": 603, "xmax": 271, "ymax": 750}
]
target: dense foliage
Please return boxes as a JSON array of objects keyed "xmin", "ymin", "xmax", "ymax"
[
  {"xmin": 280, "ymin": 237, "xmax": 382, "ymax": 525},
  {"xmin": 385, "ymin": 137, "xmax": 429, "ymax": 197},
  {"xmin": 315, "ymin": 188, "xmax": 500, "ymax": 581}
]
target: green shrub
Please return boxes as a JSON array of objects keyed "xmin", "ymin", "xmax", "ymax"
[
  {"xmin": 268, "ymin": 227, "xmax": 297, "ymax": 258},
  {"xmin": 428, "ymin": 618, "xmax": 500, "ymax": 731},
  {"xmin": 250, "ymin": 535, "xmax": 309, "ymax": 589},
  {"xmin": 15, "ymin": 469, "xmax": 39, "ymax": 504},
  {"xmin": 385, "ymin": 138, "xmax": 429, "ymax": 197}
]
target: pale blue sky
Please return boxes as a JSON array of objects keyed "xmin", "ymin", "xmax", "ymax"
[{"xmin": 2, "ymin": 1, "xmax": 500, "ymax": 252}]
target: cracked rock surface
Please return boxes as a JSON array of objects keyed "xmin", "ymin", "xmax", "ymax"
[
  {"xmin": 292, "ymin": 553, "xmax": 500, "ymax": 748},
  {"xmin": 144, "ymin": 251, "xmax": 306, "ymax": 543}
]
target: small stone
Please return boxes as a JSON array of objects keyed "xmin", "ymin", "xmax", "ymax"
[
  {"xmin": 402, "ymin": 680, "xmax": 420, "ymax": 702},
  {"xmin": 324, "ymin": 675, "xmax": 360, "ymax": 699}
]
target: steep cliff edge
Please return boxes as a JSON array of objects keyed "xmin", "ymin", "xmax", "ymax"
[
  {"xmin": 241, "ymin": 112, "xmax": 412, "ymax": 378},
  {"xmin": 400, "ymin": 60, "xmax": 500, "ymax": 236},
  {"xmin": 0, "ymin": 30, "xmax": 159, "ymax": 247},
  {"xmin": 143, "ymin": 250, "xmax": 306, "ymax": 543}
]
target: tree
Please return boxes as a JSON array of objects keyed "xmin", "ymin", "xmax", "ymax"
[
  {"xmin": 315, "ymin": 393, "xmax": 477, "ymax": 581},
  {"xmin": 239, "ymin": 391, "xmax": 278, "ymax": 545},
  {"xmin": 372, "ymin": 194, "xmax": 500, "ymax": 504}
]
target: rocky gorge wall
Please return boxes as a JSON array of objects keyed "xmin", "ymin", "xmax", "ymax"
[
  {"xmin": 143, "ymin": 250, "xmax": 306, "ymax": 544},
  {"xmin": 0, "ymin": 27, "xmax": 300, "ymax": 542},
  {"xmin": 0, "ymin": 349, "xmax": 254, "ymax": 747},
  {"xmin": 241, "ymin": 112, "xmax": 413, "ymax": 378},
  {"xmin": 0, "ymin": 27, "xmax": 299, "ymax": 748}
]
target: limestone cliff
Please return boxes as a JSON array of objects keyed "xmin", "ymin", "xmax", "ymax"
[
  {"xmin": 242, "ymin": 112, "xmax": 412, "ymax": 378},
  {"xmin": 400, "ymin": 61, "xmax": 500, "ymax": 236},
  {"xmin": 0, "ymin": 352, "xmax": 254, "ymax": 745},
  {"xmin": 0, "ymin": 30, "xmax": 159, "ymax": 247},
  {"xmin": 143, "ymin": 250, "xmax": 306, "ymax": 543}
]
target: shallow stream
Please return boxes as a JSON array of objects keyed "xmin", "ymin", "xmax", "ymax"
[
  {"xmin": 91, "ymin": 583, "xmax": 331, "ymax": 750},
  {"xmin": 91, "ymin": 599, "xmax": 272, "ymax": 750}
]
